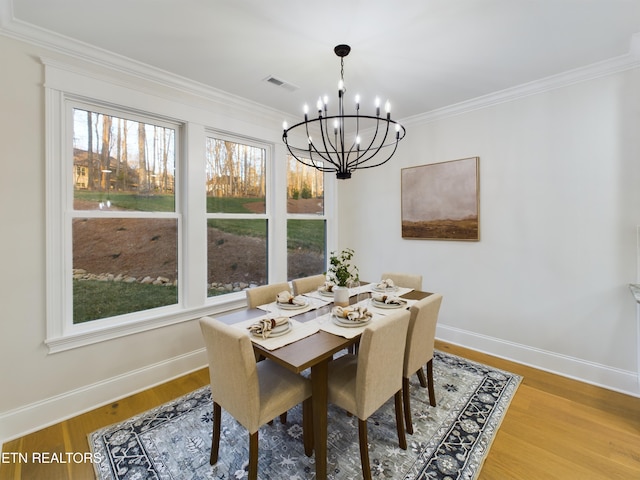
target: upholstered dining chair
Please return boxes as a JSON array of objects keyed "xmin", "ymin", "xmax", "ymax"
[
  {"xmin": 380, "ymin": 272, "xmax": 423, "ymax": 290},
  {"xmin": 245, "ymin": 281, "xmax": 291, "ymax": 308},
  {"xmin": 199, "ymin": 316, "xmax": 313, "ymax": 480},
  {"xmin": 402, "ymin": 293, "xmax": 443, "ymax": 434},
  {"xmin": 291, "ymin": 273, "xmax": 326, "ymax": 296},
  {"xmin": 326, "ymin": 310, "xmax": 410, "ymax": 480}
]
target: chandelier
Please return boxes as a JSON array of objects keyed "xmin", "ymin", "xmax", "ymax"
[{"xmin": 282, "ymin": 44, "xmax": 406, "ymax": 179}]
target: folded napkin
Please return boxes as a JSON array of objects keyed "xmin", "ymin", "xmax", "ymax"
[
  {"xmin": 276, "ymin": 291, "xmax": 307, "ymax": 306},
  {"xmin": 247, "ymin": 316, "xmax": 289, "ymax": 339},
  {"xmin": 318, "ymin": 282, "xmax": 336, "ymax": 293},
  {"xmin": 377, "ymin": 278, "xmax": 395, "ymax": 289},
  {"xmin": 332, "ymin": 305, "xmax": 373, "ymax": 322},
  {"xmin": 371, "ymin": 293, "xmax": 406, "ymax": 306}
]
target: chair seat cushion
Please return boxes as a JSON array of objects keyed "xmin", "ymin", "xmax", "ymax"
[{"xmin": 256, "ymin": 360, "xmax": 312, "ymax": 429}]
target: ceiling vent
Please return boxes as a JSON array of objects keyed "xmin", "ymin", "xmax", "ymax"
[{"xmin": 263, "ymin": 75, "xmax": 299, "ymax": 92}]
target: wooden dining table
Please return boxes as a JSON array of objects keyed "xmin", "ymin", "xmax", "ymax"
[{"xmin": 217, "ymin": 286, "xmax": 431, "ymax": 480}]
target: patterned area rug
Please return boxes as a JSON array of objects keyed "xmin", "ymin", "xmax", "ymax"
[{"xmin": 89, "ymin": 351, "xmax": 521, "ymax": 479}]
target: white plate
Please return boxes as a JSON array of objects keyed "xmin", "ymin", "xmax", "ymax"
[
  {"xmin": 251, "ymin": 321, "xmax": 292, "ymax": 338},
  {"xmin": 371, "ymin": 285, "xmax": 399, "ymax": 293},
  {"xmin": 318, "ymin": 289, "xmax": 334, "ymax": 297},
  {"xmin": 332, "ymin": 315, "xmax": 370, "ymax": 328},
  {"xmin": 371, "ymin": 299, "xmax": 405, "ymax": 309},
  {"xmin": 277, "ymin": 300, "xmax": 308, "ymax": 310}
]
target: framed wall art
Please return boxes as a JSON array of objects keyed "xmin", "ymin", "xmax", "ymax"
[{"xmin": 401, "ymin": 157, "xmax": 479, "ymax": 241}]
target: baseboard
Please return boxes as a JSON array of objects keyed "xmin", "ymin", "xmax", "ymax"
[
  {"xmin": 436, "ymin": 324, "xmax": 640, "ymax": 397},
  {"xmin": 0, "ymin": 348, "xmax": 208, "ymax": 447}
]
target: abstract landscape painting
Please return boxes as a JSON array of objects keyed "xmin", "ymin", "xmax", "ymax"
[{"xmin": 402, "ymin": 157, "xmax": 479, "ymax": 240}]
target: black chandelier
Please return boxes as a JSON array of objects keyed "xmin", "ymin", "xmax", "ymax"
[{"xmin": 282, "ymin": 44, "xmax": 406, "ymax": 180}]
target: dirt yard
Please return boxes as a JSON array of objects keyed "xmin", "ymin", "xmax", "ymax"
[{"xmin": 72, "ymin": 198, "xmax": 324, "ymax": 284}]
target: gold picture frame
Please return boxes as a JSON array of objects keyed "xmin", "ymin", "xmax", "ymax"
[{"xmin": 401, "ymin": 157, "xmax": 479, "ymax": 241}]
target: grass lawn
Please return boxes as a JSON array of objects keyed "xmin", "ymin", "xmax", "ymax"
[{"xmin": 73, "ymin": 281, "xmax": 177, "ymax": 324}]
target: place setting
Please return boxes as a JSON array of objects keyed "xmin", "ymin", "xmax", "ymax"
[
  {"xmin": 317, "ymin": 304, "xmax": 377, "ymax": 338},
  {"xmin": 258, "ymin": 290, "xmax": 315, "ymax": 317},
  {"xmin": 233, "ymin": 314, "xmax": 320, "ymax": 350},
  {"xmin": 366, "ymin": 278, "xmax": 415, "ymax": 297},
  {"xmin": 366, "ymin": 292, "xmax": 418, "ymax": 315}
]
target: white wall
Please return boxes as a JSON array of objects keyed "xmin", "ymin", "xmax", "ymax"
[{"xmin": 340, "ymin": 68, "xmax": 640, "ymax": 395}]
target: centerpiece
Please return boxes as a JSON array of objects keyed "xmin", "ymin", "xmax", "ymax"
[{"xmin": 327, "ymin": 248, "xmax": 359, "ymax": 306}]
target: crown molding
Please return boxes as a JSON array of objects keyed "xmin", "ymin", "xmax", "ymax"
[
  {"xmin": 403, "ymin": 34, "xmax": 640, "ymax": 126},
  {"xmin": 0, "ymin": 7, "xmax": 288, "ymax": 123}
]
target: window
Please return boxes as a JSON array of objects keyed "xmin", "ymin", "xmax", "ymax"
[
  {"xmin": 44, "ymin": 59, "xmax": 335, "ymax": 352},
  {"xmin": 286, "ymin": 155, "xmax": 326, "ymax": 280},
  {"xmin": 71, "ymin": 105, "xmax": 179, "ymax": 323},
  {"xmin": 205, "ymin": 136, "xmax": 268, "ymax": 295}
]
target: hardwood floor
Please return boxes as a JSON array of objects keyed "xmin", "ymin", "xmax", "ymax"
[{"xmin": 1, "ymin": 341, "xmax": 639, "ymax": 479}]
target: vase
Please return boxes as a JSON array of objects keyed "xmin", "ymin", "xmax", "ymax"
[{"xmin": 333, "ymin": 286, "xmax": 349, "ymax": 307}]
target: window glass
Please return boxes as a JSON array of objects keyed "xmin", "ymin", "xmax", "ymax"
[
  {"xmin": 286, "ymin": 156, "xmax": 326, "ymax": 280},
  {"xmin": 71, "ymin": 107, "xmax": 178, "ymax": 324},
  {"xmin": 73, "ymin": 218, "xmax": 178, "ymax": 323},
  {"xmin": 207, "ymin": 219, "xmax": 268, "ymax": 295},
  {"xmin": 287, "ymin": 155, "xmax": 324, "ymax": 214},
  {"xmin": 206, "ymin": 135, "xmax": 268, "ymax": 297},
  {"xmin": 206, "ymin": 138, "xmax": 266, "ymax": 214},
  {"xmin": 287, "ymin": 219, "xmax": 326, "ymax": 280},
  {"xmin": 73, "ymin": 109, "xmax": 175, "ymax": 211}
]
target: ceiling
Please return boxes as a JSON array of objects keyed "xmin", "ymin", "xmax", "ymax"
[{"xmin": 4, "ymin": 0, "xmax": 640, "ymax": 121}]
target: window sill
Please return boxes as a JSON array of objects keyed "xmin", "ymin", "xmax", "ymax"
[{"xmin": 45, "ymin": 294, "xmax": 247, "ymax": 354}]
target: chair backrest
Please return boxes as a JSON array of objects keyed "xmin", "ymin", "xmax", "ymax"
[
  {"xmin": 291, "ymin": 274, "xmax": 326, "ymax": 296},
  {"xmin": 245, "ymin": 282, "xmax": 291, "ymax": 308},
  {"xmin": 404, "ymin": 294, "xmax": 443, "ymax": 377},
  {"xmin": 380, "ymin": 272, "xmax": 423, "ymax": 291},
  {"xmin": 355, "ymin": 309, "xmax": 410, "ymax": 420},
  {"xmin": 199, "ymin": 316, "xmax": 261, "ymax": 431}
]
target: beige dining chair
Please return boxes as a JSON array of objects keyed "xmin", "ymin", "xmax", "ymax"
[
  {"xmin": 380, "ymin": 272, "xmax": 423, "ymax": 290},
  {"xmin": 403, "ymin": 293, "xmax": 443, "ymax": 434},
  {"xmin": 326, "ymin": 310, "xmax": 410, "ymax": 480},
  {"xmin": 245, "ymin": 282, "xmax": 291, "ymax": 308},
  {"xmin": 199, "ymin": 316, "xmax": 313, "ymax": 480},
  {"xmin": 291, "ymin": 274, "xmax": 326, "ymax": 296}
]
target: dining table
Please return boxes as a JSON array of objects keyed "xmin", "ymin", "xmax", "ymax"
[{"xmin": 217, "ymin": 283, "xmax": 431, "ymax": 480}]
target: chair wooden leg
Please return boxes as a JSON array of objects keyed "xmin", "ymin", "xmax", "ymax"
[
  {"xmin": 248, "ymin": 431, "xmax": 259, "ymax": 480},
  {"xmin": 210, "ymin": 402, "xmax": 221, "ymax": 465},
  {"xmin": 394, "ymin": 390, "xmax": 407, "ymax": 450},
  {"xmin": 426, "ymin": 359, "xmax": 436, "ymax": 407},
  {"xmin": 358, "ymin": 419, "xmax": 372, "ymax": 480},
  {"xmin": 417, "ymin": 365, "xmax": 428, "ymax": 388},
  {"xmin": 302, "ymin": 398, "xmax": 314, "ymax": 456},
  {"xmin": 402, "ymin": 376, "xmax": 414, "ymax": 434},
  {"xmin": 280, "ymin": 412, "xmax": 287, "ymax": 424}
]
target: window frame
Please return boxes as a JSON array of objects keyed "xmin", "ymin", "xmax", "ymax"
[
  {"xmin": 204, "ymin": 130, "xmax": 272, "ymax": 294},
  {"xmin": 43, "ymin": 58, "xmax": 336, "ymax": 353},
  {"xmin": 285, "ymin": 155, "xmax": 328, "ymax": 280}
]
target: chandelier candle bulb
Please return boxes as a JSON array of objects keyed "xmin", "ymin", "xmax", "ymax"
[{"xmin": 282, "ymin": 44, "xmax": 406, "ymax": 179}]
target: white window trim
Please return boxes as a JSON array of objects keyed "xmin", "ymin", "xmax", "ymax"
[
  {"xmin": 43, "ymin": 57, "xmax": 337, "ymax": 353},
  {"xmin": 204, "ymin": 129, "xmax": 273, "ymax": 291}
]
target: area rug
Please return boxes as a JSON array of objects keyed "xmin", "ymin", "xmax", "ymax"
[{"xmin": 89, "ymin": 351, "xmax": 521, "ymax": 479}]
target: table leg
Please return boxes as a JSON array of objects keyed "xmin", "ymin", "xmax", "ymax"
[{"xmin": 311, "ymin": 359, "xmax": 328, "ymax": 480}]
